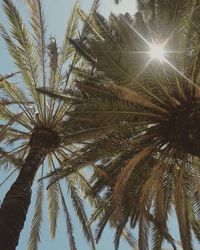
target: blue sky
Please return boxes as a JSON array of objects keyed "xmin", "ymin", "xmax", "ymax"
[{"xmin": 0, "ymin": 0, "xmax": 198, "ymax": 249}]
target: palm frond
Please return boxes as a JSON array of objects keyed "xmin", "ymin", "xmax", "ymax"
[
  {"xmin": 28, "ymin": 180, "xmax": 44, "ymax": 250},
  {"xmin": 67, "ymin": 179, "xmax": 96, "ymax": 250},
  {"xmin": 138, "ymin": 215, "xmax": 149, "ymax": 250},
  {"xmin": 0, "ymin": 71, "xmax": 20, "ymax": 82},
  {"xmin": 55, "ymin": 2, "xmax": 200, "ymax": 248},
  {"xmin": 113, "ymin": 146, "xmax": 155, "ymax": 210},
  {"xmin": 0, "ymin": 147, "xmax": 23, "ymax": 168},
  {"xmin": 36, "ymin": 87, "xmax": 79, "ymax": 103},
  {"xmin": 59, "ymin": 186, "xmax": 77, "ymax": 250},
  {"xmin": 175, "ymin": 168, "xmax": 193, "ymax": 250},
  {"xmin": 2, "ymin": 0, "xmax": 39, "ymax": 87},
  {"xmin": 192, "ymin": 219, "xmax": 200, "ymax": 242},
  {"xmin": 47, "ymin": 179, "xmax": 59, "ymax": 239},
  {"xmin": 0, "ymin": 80, "xmax": 34, "ymax": 121},
  {"xmin": 23, "ymin": 0, "xmax": 47, "ymax": 86},
  {"xmin": 58, "ymin": 2, "xmax": 79, "ymax": 76}
]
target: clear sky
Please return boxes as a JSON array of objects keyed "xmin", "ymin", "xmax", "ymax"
[{"xmin": 0, "ymin": 0, "xmax": 198, "ymax": 250}]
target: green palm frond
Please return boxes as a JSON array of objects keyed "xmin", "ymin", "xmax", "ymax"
[
  {"xmin": 0, "ymin": 80, "xmax": 35, "ymax": 121},
  {"xmin": 67, "ymin": 179, "xmax": 95, "ymax": 250},
  {"xmin": 28, "ymin": 180, "xmax": 44, "ymax": 250},
  {"xmin": 36, "ymin": 87, "xmax": 79, "ymax": 103},
  {"xmin": 48, "ymin": 1, "xmax": 200, "ymax": 249},
  {"xmin": 58, "ymin": 2, "xmax": 79, "ymax": 74},
  {"xmin": 1, "ymin": 0, "xmax": 39, "ymax": 87},
  {"xmin": 59, "ymin": 186, "xmax": 77, "ymax": 250},
  {"xmin": 47, "ymin": 179, "xmax": 59, "ymax": 239},
  {"xmin": 23, "ymin": 0, "xmax": 47, "ymax": 86},
  {"xmin": 192, "ymin": 219, "xmax": 200, "ymax": 241}
]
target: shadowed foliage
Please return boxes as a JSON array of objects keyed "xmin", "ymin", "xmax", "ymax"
[{"xmin": 40, "ymin": 0, "xmax": 200, "ymax": 249}]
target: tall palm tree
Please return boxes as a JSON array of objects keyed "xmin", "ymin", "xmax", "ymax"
[
  {"xmin": 0, "ymin": 1, "xmax": 95, "ymax": 249},
  {"xmin": 42, "ymin": 0, "xmax": 200, "ymax": 249}
]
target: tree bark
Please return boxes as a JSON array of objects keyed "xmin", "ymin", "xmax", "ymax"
[{"xmin": 0, "ymin": 146, "xmax": 45, "ymax": 250}]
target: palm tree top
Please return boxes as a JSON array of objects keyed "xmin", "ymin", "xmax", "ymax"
[
  {"xmin": 0, "ymin": 0, "xmax": 77, "ymax": 171},
  {"xmin": 42, "ymin": 0, "xmax": 200, "ymax": 249},
  {"xmin": 0, "ymin": 0, "xmax": 95, "ymax": 249}
]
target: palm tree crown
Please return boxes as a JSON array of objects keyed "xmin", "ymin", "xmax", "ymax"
[
  {"xmin": 0, "ymin": 0, "xmax": 95, "ymax": 249},
  {"xmin": 44, "ymin": 0, "xmax": 200, "ymax": 249}
]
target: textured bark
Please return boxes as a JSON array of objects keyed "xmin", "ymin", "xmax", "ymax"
[{"xmin": 0, "ymin": 147, "xmax": 45, "ymax": 250}]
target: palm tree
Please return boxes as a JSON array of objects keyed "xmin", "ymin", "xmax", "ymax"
[
  {"xmin": 41, "ymin": 0, "xmax": 200, "ymax": 249},
  {"xmin": 0, "ymin": 1, "xmax": 95, "ymax": 249}
]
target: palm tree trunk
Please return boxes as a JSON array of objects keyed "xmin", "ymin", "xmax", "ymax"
[{"xmin": 0, "ymin": 146, "xmax": 45, "ymax": 250}]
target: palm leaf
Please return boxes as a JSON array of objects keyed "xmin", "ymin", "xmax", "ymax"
[
  {"xmin": 23, "ymin": 0, "xmax": 47, "ymax": 87},
  {"xmin": 59, "ymin": 186, "xmax": 77, "ymax": 250},
  {"xmin": 47, "ymin": 179, "xmax": 59, "ymax": 239},
  {"xmin": 2, "ymin": 0, "xmax": 39, "ymax": 87},
  {"xmin": 28, "ymin": 180, "xmax": 44, "ymax": 250},
  {"xmin": 58, "ymin": 2, "xmax": 79, "ymax": 73},
  {"xmin": 67, "ymin": 179, "xmax": 96, "ymax": 250},
  {"xmin": 0, "ymin": 71, "xmax": 20, "ymax": 82},
  {"xmin": 113, "ymin": 146, "xmax": 155, "ymax": 210},
  {"xmin": 0, "ymin": 147, "xmax": 23, "ymax": 168},
  {"xmin": 175, "ymin": 168, "xmax": 193, "ymax": 250}
]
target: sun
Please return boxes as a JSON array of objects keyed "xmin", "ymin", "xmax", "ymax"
[{"xmin": 149, "ymin": 43, "xmax": 165, "ymax": 61}]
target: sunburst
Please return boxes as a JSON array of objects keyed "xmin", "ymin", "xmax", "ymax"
[
  {"xmin": 59, "ymin": 7, "xmax": 200, "ymax": 249},
  {"xmin": 149, "ymin": 43, "xmax": 166, "ymax": 61}
]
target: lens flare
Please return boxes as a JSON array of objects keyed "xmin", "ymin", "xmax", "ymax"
[{"xmin": 150, "ymin": 44, "xmax": 165, "ymax": 61}]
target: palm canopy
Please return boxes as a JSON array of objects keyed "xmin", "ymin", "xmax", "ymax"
[
  {"xmin": 0, "ymin": 0, "xmax": 95, "ymax": 249},
  {"xmin": 41, "ymin": 0, "xmax": 200, "ymax": 249}
]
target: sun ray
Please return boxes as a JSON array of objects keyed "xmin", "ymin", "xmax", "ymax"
[
  {"xmin": 121, "ymin": 15, "xmax": 152, "ymax": 46},
  {"xmin": 133, "ymin": 58, "xmax": 153, "ymax": 80},
  {"xmin": 107, "ymin": 15, "xmax": 191, "ymax": 91},
  {"xmin": 120, "ymin": 14, "xmax": 200, "ymax": 97},
  {"xmin": 163, "ymin": 58, "xmax": 198, "ymax": 89}
]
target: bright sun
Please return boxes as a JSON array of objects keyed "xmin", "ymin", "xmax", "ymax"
[{"xmin": 150, "ymin": 44, "xmax": 165, "ymax": 61}]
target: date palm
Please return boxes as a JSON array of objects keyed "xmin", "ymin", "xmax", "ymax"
[
  {"xmin": 0, "ymin": 1, "xmax": 95, "ymax": 250},
  {"xmin": 42, "ymin": 0, "xmax": 200, "ymax": 249}
]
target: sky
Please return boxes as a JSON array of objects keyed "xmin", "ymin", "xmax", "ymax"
[{"xmin": 0, "ymin": 0, "xmax": 198, "ymax": 250}]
